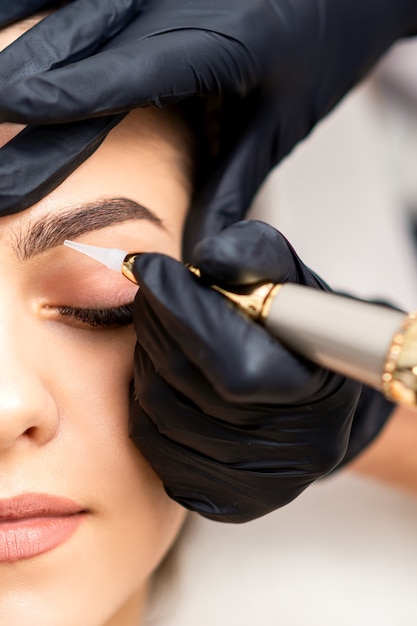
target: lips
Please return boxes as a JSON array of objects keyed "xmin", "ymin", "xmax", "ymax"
[{"xmin": 0, "ymin": 493, "xmax": 86, "ymax": 562}]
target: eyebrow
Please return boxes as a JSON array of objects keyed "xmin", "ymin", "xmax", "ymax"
[{"xmin": 12, "ymin": 197, "xmax": 164, "ymax": 261}]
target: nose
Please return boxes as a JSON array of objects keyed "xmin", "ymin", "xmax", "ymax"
[{"xmin": 0, "ymin": 313, "xmax": 58, "ymax": 453}]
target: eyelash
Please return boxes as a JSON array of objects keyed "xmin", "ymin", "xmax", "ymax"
[{"xmin": 57, "ymin": 303, "xmax": 134, "ymax": 328}]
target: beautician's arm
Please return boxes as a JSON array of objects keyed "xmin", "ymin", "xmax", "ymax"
[
  {"xmin": 350, "ymin": 407, "xmax": 417, "ymax": 497},
  {"xmin": 0, "ymin": 0, "xmax": 416, "ymax": 247}
]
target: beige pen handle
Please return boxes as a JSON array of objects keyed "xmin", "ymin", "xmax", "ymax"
[{"xmin": 266, "ymin": 284, "xmax": 417, "ymax": 407}]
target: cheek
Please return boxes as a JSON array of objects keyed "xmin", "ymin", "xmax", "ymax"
[
  {"xmin": 51, "ymin": 325, "xmax": 135, "ymax": 404},
  {"xmin": 49, "ymin": 327, "xmax": 187, "ymax": 586}
]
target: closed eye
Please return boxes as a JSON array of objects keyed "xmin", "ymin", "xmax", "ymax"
[{"xmin": 57, "ymin": 303, "xmax": 134, "ymax": 329}]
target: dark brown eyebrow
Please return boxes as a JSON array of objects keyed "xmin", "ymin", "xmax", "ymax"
[{"xmin": 12, "ymin": 197, "xmax": 164, "ymax": 261}]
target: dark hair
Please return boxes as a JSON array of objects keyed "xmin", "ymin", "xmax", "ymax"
[{"xmin": 174, "ymin": 96, "xmax": 222, "ymax": 191}]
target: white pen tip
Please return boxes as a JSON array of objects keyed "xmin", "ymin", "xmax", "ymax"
[{"xmin": 63, "ymin": 240, "xmax": 127, "ymax": 273}]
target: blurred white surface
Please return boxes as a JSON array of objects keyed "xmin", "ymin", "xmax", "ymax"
[{"xmin": 166, "ymin": 474, "xmax": 417, "ymax": 626}]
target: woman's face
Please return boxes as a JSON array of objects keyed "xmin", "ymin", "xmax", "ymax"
[{"xmin": 0, "ymin": 24, "xmax": 190, "ymax": 624}]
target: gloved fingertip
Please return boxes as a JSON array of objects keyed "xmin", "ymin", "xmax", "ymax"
[
  {"xmin": 190, "ymin": 220, "xmax": 297, "ymax": 285},
  {"xmin": 131, "ymin": 252, "xmax": 191, "ymax": 295}
]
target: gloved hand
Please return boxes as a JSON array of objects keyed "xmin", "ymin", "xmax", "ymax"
[
  {"xmin": 0, "ymin": 0, "xmax": 48, "ymax": 24},
  {"xmin": 127, "ymin": 220, "xmax": 393, "ymax": 523},
  {"xmin": 0, "ymin": 0, "xmax": 417, "ymax": 246}
]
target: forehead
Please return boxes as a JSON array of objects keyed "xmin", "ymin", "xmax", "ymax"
[
  {"xmin": 0, "ymin": 107, "xmax": 191, "ymax": 263},
  {"xmin": 0, "ymin": 123, "xmax": 25, "ymax": 149},
  {"xmin": 0, "ymin": 15, "xmax": 45, "ymax": 147},
  {"xmin": 0, "ymin": 14, "xmax": 192, "ymax": 236}
]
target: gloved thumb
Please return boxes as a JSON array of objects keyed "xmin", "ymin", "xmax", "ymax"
[{"xmin": 191, "ymin": 220, "xmax": 328, "ymax": 290}]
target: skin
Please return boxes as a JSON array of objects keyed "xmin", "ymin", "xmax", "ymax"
[
  {"xmin": 350, "ymin": 406, "xmax": 417, "ymax": 497},
  {"xmin": 0, "ymin": 18, "xmax": 189, "ymax": 626}
]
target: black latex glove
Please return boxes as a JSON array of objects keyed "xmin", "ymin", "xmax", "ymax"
[
  {"xmin": 127, "ymin": 220, "xmax": 387, "ymax": 523},
  {"xmin": 0, "ymin": 0, "xmax": 417, "ymax": 251}
]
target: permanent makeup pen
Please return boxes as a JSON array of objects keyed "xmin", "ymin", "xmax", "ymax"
[{"xmin": 64, "ymin": 239, "xmax": 417, "ymax": 409}]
